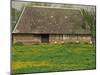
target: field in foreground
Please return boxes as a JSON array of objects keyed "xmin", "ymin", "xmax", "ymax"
[{"xmin": 12, "ymin": 44, "xmax": 96, "ymax": 74}]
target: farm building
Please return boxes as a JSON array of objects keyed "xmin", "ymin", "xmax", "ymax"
[{"xmin": 12, "ymin": 6, "xmax": 91, "ymax": 44}]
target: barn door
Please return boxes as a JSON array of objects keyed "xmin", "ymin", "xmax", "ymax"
[{"xmin": 41, "ymin": 34, "xmax": 49, "ymax": 43}]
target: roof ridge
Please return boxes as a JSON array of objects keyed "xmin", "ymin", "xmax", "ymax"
[{"xmin": 26, "ymin": 6, "xmax": 80, "ymax": 10}]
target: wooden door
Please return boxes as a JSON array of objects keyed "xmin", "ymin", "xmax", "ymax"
[{"xmin": 41, "ymin": 34, "xmax": 49, "ymax": 43}]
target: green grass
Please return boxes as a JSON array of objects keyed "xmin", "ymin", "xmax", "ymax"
[{"xmin": 12, "ymin": 44, "xmax": 96, "ymax": 74}]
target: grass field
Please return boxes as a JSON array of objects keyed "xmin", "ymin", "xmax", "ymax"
[{"xmin": 12, "ymin": 44, "xmax": 96, "ymax": 74}]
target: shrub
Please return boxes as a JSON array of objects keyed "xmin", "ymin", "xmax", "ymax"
[
  {"xmin": 60, "ymin": 41, "xmax": 65, "ymax": 45},
  {"xmin": 32, "ymin": 41, "xmax": 40, "ymax": 45},
  {"xmin": 14, "ymin": 42, "xmax": 23, "ymax": 46},
  {"xmin": 67, "ymin": 42, "xmax": 78, "ymax": 44},
  {"xmin": 84, "ymin": 41, "xmax": 93, "ymax": 45},
  {"xmin": 75, "ymin": 40, "xmax": 80, "ymax": 44}
]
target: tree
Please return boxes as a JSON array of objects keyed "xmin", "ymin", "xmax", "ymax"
[
  {"xmin": 80, "ymin": 8, "xmax": 96, "ymax": 46},
  {"xmin": 11, "ymin": 8, "xmax": 21, "ymax": 31}
]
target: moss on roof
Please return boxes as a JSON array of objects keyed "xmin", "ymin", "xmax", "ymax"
[{"xmin": 13, "ymin": 6, "xmax": 90, "ymax": 34}]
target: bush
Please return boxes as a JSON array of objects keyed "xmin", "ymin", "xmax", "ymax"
[
  {"xmin": 67, "ymin": 42, "xmax": 80, "ymax": 44},
  {"xmin": 84, "ymin": 41, "xmax": 93, "ymax": 45},
  {"xmin": 75, "ymin": 40, "xmax": 80, "ymax": 44},
  {"xmin": 32, "ymin": 41, "xmax": 40, "ymax": 45},
  {"xmin": 14, "ymin": 42, "xmax": 23, "ymax": 46},
  {"xmin": 84, "ymin": 42, "xmax": 89, "ymax": 44}
]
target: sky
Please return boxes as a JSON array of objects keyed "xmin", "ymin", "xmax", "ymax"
[{"xmin": 12, "ymin": 1, "xmax": 30, "ymax": 10}]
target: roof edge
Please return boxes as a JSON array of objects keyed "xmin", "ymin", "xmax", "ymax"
[
  {"xmin": 27, "ymin": 6, "xmax": 80, "ymax": 10},
  {"xmin": 12, "ymin": 7, "xmax": 26, "ymax": 33}
]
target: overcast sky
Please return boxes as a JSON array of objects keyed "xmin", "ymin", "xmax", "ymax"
[{"xmin": 12, "ymin": 1, "xmax": 30, "ymax": 10}]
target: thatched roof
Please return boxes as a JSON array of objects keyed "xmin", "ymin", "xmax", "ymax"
[{"xmin": 13, "ymin": 6, "xmax": 90, "ymax": 34}]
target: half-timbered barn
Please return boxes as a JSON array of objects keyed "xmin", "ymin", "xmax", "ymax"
[{"xmin": 12, "ymin": 6, "xmax": 91, "ymax": 44}]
